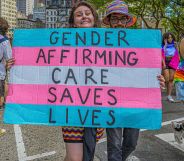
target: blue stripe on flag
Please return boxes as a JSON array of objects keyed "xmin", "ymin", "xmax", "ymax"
[
  {"xmin": 13, "ymin": 28, "xmax": 161, "ymax": 48},
  {"xmin": 4, "ymin": 103, "xmax": 162, "ymax": 129}
]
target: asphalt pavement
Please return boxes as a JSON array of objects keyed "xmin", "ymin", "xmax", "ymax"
[{"xmin": 0, "ymin": 91, "xmax": 184, "ymax": 161}]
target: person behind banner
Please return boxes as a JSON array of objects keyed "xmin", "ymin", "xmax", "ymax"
[
  {"xmin": 62, "ymin": 2, "xmax": 104, "ymax": 161},
  {"xmin": 0, "ymin": 17, "xmax": 15, "ymax": 136},
  {"xmin": 162, "ymin": 32, "xmax": 179, "ymax": 102},
  {"xmin": 102, "ymin": 1, "xmax": 165, "ymax": 161}
]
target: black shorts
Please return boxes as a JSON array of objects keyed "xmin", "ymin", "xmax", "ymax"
[
  {"xmin": 0, "ymin": 80, "xmax": 5, "ymax": 97},
  {"xmin": 165, "ymin": 56, "xmax": 174, "ymax": 70}
]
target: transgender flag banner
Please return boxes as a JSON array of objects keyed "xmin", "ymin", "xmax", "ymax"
[{"xmin": 4, "ymin": 28, "xmax": 162, "ymax": 129}]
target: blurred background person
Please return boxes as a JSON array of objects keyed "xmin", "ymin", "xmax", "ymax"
[{"xmin": 162, "ymin": 32, "xmax": 179, "ymax": 102}]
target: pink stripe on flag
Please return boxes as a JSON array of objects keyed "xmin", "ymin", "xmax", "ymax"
[
  {"xmin": 7, "ymin": 84, "xmax": 161, "ymax": 109},
  {"xmin": 13, "ymin": 47, "xmax": 161, "ymax": 68}
]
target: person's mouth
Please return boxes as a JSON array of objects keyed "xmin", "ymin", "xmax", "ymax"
[{"xmin": 81, "ymin": 19, "xmax": 90, "ymax": 24}]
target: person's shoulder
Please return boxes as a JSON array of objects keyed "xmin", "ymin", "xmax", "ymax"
[
  {"xmin": 0, "ymin": 35, "xmax": 9, "ymax": 46},
  {"xmin": 0, "ymin": 34, "xmax": 4, "ymax": 39},
  {"xmin": 180, "ymin": 37, "xmax": 184, "ymax": 43}
]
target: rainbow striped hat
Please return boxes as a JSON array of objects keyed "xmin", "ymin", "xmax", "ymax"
[{"xmin": 103, "ymin": 0, "xmax": 137, "ymax": 27}]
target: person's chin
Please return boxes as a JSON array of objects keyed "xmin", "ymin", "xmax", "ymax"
[
  {"xmin": 115, "ymin": 26, "xmax": 125, "ymax": 28},
  {"xmin": 80, "ymin": 24, "xmax": 93, "ymax": 28}
]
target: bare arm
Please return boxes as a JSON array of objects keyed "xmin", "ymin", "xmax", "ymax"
[{"xmin": 180, "ymin": 38, "xmax": 184, "ymax": 59}]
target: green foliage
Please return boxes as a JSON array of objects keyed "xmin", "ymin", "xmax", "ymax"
[{"xmin": 87, "ymin": 0, "xmax": 184, "ymax": 40}]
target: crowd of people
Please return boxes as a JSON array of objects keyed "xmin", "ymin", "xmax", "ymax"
[{"xmin": 0, "ymin": 0, "xmax": 183, "ymax": 161}]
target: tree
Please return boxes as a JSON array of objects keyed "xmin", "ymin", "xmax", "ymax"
[
  {"xmin": 87, "ymin": 0, "xmax": 184, "ymax": 39},
  {"xmin": 161, "ymin": 0, "xmax": 184, "ymax": 39}
]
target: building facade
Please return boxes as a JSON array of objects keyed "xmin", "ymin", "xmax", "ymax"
[
  {"xmin": 33, "ymin": 6, "xmax": 46, "ymax": 23},
  {"xmin": 17, "ymin": 0, "xmax": 34, "ymax": 16},
  {"xmin": 34, "ymin": 0, "xmax": 45, "ymax": 8},
  {"xmin": 16, "ymin": 0, "xmax": 26, "ymax": 14},
  {"xmin": 45, "ymin": 0, "xmax": 73, "ymax": 28},
  {"xmin": 46, "ymin": 6, "xmax": 60, "ymax": 28},
  {"xmin": 0, "ymin": 0, "xmax": 17, "ymax": 30},
  {"xmin": 17, "ymin": 18, "xmax": 36, "ymax": 28}
]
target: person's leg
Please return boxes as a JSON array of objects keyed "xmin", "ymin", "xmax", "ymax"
[
  {"xmin": 122, "ymin": 128, "xmax": 140, "ymax": 161},
  {"xmin": 106, "ymin": 128, "xmax": 122, "ymax": 161},
  {"xmin": 168, "ymin": 69, "xmax": 175, "ymax": 97},
  {"xmin": 163, "ymin": 69, "xmax": 169, "ymax": 94},
  {"xmin": 0, "ymin": 80, "xmax": 5, "ymax": 108},
  {"xmin": 175, "ymin": 82, "xmax": 184, "ymax": 102},
  {"xmin": 62, "ymin": 127, "xmax": 84, "ymax": 161},
  {"xmin": 163, "ymin": 69, "xmax": 174, "ymax": 102},
  {"xmin": 64, "ymin": 143, "xmax": 83, "ymax": 161},
  {"xmin": 83, "ymin": 128, "xmax": 97, "ymax": 161}
]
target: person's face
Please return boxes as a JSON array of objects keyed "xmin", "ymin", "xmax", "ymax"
[
  {"xmin": 74, "ymin": 5, "xmax": 95, "ymax": 28},
  {"xmin": 167, "ymin": 34, "xmax": 173, "ymax": 43},
  {"xmin": 109, "ymin": 13, "xmax": 130, "ymax": 28}
]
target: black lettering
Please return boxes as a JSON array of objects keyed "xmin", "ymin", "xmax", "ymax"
[
  {"xmin": 66, "ymin": 108, "xmax": 69, "ymax": 124},
  {"xmin": 62, "ymin": 32, "xmax": 71, "ymax": 46},
  {"xmin": 109, "ymin": 51, "xmax": 112, "ymax": 65},
  {"xmin": 107, "ymin": 89, "xmax": 117, "ymax": 105},
  {"xmin": 95, "ymin": 50, "xmax": 107, "ymax": 65},
  {"xmin": 50, "ymin": 31, "xmax": 59, "ymax": 44},
  {"xmin": 85, "ymin": 68, "xmax": 97, "ymax": 84},
  {"xmin": 60, "ymin": 88, "xmax": 73, "ymax": 103},
  {"xmin": 92, "ymin": 110, "xmax": 101, "ymax": 126},
  {"xmin": 75, "ymin": 49, "xmax": 78, "ymax": 64},
  {"xmin": 48, "ymin": 49, "xmax": 55, "ymax": 64},
  {"xmin": 78, "ymin": 109, "xmax": 89, "ymax": 125},
  {"xmin": 118, "ymin": 30, "xmax": 129, "ymax": 46},
  {"xmin": 94, "ymin": 88, "xmax": 103, "ymax": 105},
  {"xmin": 52, "ymin": 68, "xmax": 61, "ymax": 84},
  {"xmin": 91, "ymin": 31, "xmax": 100, "ymax": 45},
  {"xmin": 77, "ymin": 88, "xmax": 91, "ymax": 104},
  {"xmin": 65, "ymin": 69, "xmax": 77, "ymax": 84},
  {"xmin": 127, "ymin": 52, "xmax": 138, "ymax": 66},
  {"xmin": 60, "ymin": 50, "xmax": 69, "ymax": 63},
  {"xmin": 36, "ymin": 49, "xmax": 47, "ymax": 63},
  {"xmin": 115, "ymin": 50, "xmax": 126, "ymax": 65},
  {"xmin": 83, "ymin": 49, "xmax": 92, "ymax": 64},
  {"xmin": 48, "ymin": 87, "xmax": 57, "ymax": 103},
  {"xmin": 76, "ymin": 32, "xmax": 86, "ymax": 45},
  {"xmin": 107, "ymin": 110, "xmax": 115, "ymax": 126},
  {"xmin": 101, "ymin": 69, "xmax": 109, "ymax": 84},
  {"xmin": 105, "ymin": 31, "xmax": 113, "ymax": 46},
  {"xmin": 49, "ymin": 108, "xmax": 56, "ymax": 123}
]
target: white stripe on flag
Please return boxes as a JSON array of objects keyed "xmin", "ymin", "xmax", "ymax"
[{"xmin": 10, "ymin": 66, "xmax": 160, "ymax": 88}]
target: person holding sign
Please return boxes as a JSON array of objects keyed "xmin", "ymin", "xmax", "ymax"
[
  {"xmin": 102, "ymin": 1, "xmax": 165, "ymax": 161},
  {"xmin": 0, "ymin": 17, "xmax": 15, "ymax": 136},
  {"xmin": 62, "ymin": 2, "xmax": 104, "ymax": 161},
  {"xmin": 162, "ymin": 32, "xmax": 179, "ymax": 102}
]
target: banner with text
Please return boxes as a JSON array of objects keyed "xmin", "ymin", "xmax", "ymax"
[{"xmin": 4, "ymin": 28, "xmax": 162, "ymax": 129}]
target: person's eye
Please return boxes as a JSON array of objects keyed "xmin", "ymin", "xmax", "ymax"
[
  {"xmin": 85, "ymin": 11, "xmax": 91, "ymax": 16},
  {"xmin": 121, "ymin": 17, "xmax": 127, "ymax": 20},
  {"xmin": 75, "ymin": 12, "xmax": 82, "ymax": 17}
]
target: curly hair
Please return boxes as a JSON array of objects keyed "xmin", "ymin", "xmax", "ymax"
[
  {"xmin": 68, "ymin": 1, "xmax": 100, "ymax": 28},
  {"xmin": 0, "ymin": 17, "xmax": 9, "ymax": 35},
  {"xmin": 162, "ymin": 32, "xmax": 176, "ymax": 45}
]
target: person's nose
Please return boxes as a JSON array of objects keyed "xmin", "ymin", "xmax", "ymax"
[
  {"xmin": 117, "ymin": 20, "xmax": 122, "ymax": 25},
  {"xmin": 82, "ymin": 13, "xmax": 88, "ymax": 19}
]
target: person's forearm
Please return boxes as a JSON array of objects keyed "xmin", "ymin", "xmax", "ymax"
[{"xmin": 180, "ymin": 39, "xmax": 184, "ymax": 59}]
